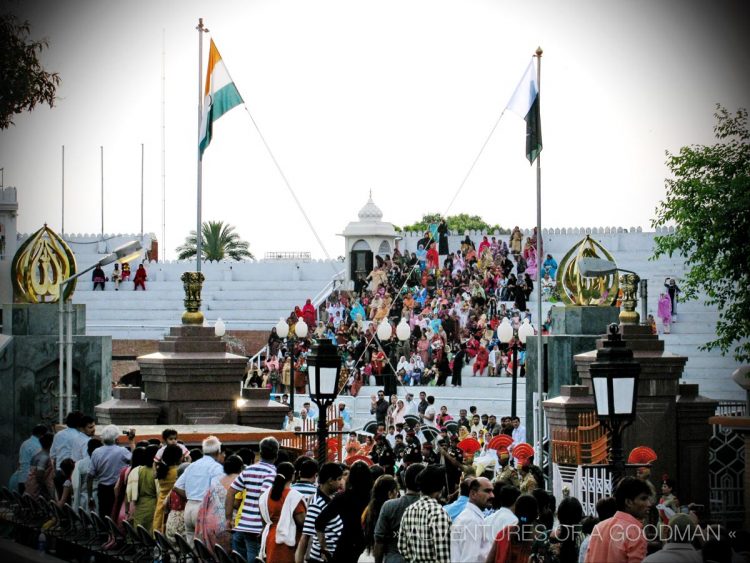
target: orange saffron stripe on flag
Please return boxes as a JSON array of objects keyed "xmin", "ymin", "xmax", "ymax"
[{"xmin": 204, "ymin": 39, "xmax": 222, "ymax": 96}]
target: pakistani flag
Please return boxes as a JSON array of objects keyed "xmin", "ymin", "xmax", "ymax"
[
  {"xmin": 199, "ymin": 40, "xmax": 244, "ymax": 156},
  {"xmin": 506, "ymin": 60, "xmax": 542, "ymax": 164}
]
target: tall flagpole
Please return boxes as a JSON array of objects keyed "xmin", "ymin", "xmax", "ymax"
[
  {"xmin": 196, "ymin": 18, "xmax": 208, "ymax": 272},
  {"xmin": 534, "ymin": 46, "xmax": 545, "ymax": 468},
  {"xmin": 161, "ymin": 28, "xmax": 166, "ymax": 261},
  {"xmin": 100, "ymin": 146, "xmax": 104, "ymax": 240},
  {"xmin": 61, "ymin": 145, "xmax": 65, "ymax": 236},
  {"xmin": 140, "ymin": 143, "xmax": 144, "ymax": 242}
]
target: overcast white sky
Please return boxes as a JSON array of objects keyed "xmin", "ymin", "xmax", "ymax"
[{"xmin": 1, "ymin": 0, "xmax": 748, "ymax": 260}]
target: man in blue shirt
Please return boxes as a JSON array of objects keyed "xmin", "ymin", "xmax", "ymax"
[
  {"xmin": 444, "ymin": 476, "xmax": 474, "ymax": 520},
  {"xmin": 174, "ymin": 435, "xmax": 225, "ymax": 545},
  {"xmin": 15, "ymin": 425, "xmax": 46, "ymax": 493}
]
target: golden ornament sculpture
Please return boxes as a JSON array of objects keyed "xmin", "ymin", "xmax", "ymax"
[
  {"xmin": 181, "ymin": 271, "xmax": 205, "ymax": 324},
  {"xmin": 11, "ymin": 224, "xmax": 77, "ymax": 303},
  {"xmin": 618, "ymin": 272, "xmax": 640, "ymax": 325},
  {"xmin": 556, "ymin": 235, "xmax": 619, "ymax": 306}
]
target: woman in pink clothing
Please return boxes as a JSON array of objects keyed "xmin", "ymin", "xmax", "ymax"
[{"xmin": 657, "ymin": 293, "xmax": 672, "ymax": 334}]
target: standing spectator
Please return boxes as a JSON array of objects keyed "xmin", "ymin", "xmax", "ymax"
[
  {"xmin": 174, "ymin": 435, "xmax": 225, "ymax": 544},
  {"xmin": 227, "ymin": 436, "xmax": 279, "ymax": 563},
  {"xmin": 337, "ymin": 403, "xmax": 352, "ymax": 431},
  {"xmin": 363, "ymin": 475, "xmax": 399, "ymax": 556},
  {"xmin": 50, "ymin": 411, "xmax": 87, "ymax": 470},
  {"xmin": 658, "ymin": 293, "xmax": 672, "ymax": 334},
  {"xmin": 373, "ymin": 463, "xmax": 424, "ymax": 563},
  {"xmin": 511, "ymin": 416, "xmax": 526, "ymax": 445},
  {"xmin": 14, "ymin": 424, "xmax": 46, "ymax": 494},
  {"xmin": 371, "ymin": 391, "xmax": 389, "ymax": 426},
  {"xmin": 485, "ymin": 484, "xmax": 520, "ymax": 541},
  {"xmin": 664, "ymin": 278, "xmax": 680, "ymax": 318},
  {"xmin": 129, "ymin": 444, "xmax": 159, "ymax": 533},
  {"xmin": 291, "ymin": 458, "xmax": 319, "ymax": 505},
  {"xmin": 450, "ymin": 476, "xmax": 495, "ymax": 562},
  {"xmin": 195, "ymin": 454, "xmax": 244, "ymax": 556},
  {"xmin": 296, "ymin": 462, "xmax": 344, "ymax": 563},
  {"xmin": 486, "ymin": 493, "xmax": 539, "ymax": 563},
  {"xmin": 87, "ymin": 425, "xmax": 134, "ymax": 519},
  {"xmin": 397, "ymin": 465, "xmax": 452, "ymax": 563},
  {"xmin": 25, "ymin": 433, "xmax": 55, "ymax": 500},
  {"xmin": 153, "ymin": 444, "xmax": 183, "ymax": 533},
  {"xmin": 532, "ymin": 496, "xmax": 584, "ymax": 563},
  {"xmin": 642, "ymin": 513, "xmax": 702, "ymax": 562},
  {"xmin": 113, "ymin": 445, "xmax": 144, "ymax": 526},
  {"xmin": 133, "ymin": 263, "xmax": 147, "ymax": 290},
  {"xmin": 315, "ymin": 460, "xmax": 374, "ymax": 562},
  {"xmin": 258, "ymin": 461, "xmax": 306, "ymax": 562},
  {"xmin": 584, "ymin": 477, "xmax": 652, "ymax": 563},
  {"xmin": 71, "ymin": 438, "xmax": 102, "ymax": 511}
]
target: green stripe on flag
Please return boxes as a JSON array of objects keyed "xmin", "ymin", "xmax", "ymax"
[
  {"xmin": 525, "ymin": 94, "xmax": 542, "ymax": 164},
  {"xmin": 199, "ymin": 82, "xmax": 244, "ymax": 156}
]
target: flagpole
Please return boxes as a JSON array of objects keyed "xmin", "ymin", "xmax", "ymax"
[
  {"xmin": 161, "ymin": 28, "xmax": 166, "ymax": 261},
  {"xmin": 196, "ymin": 18, "xmax": 208, "ymax": 272},
  {"xmin": 100, "ymin": 145, "xmax": 104, "ymax": 240},
  {"xmin": 534, "ymin": 46, "xmax": 545, "ymax": 470},
  {"xmin": 61, "ymin": 145, "xmax": 65, "ymax": 237},
  {"xmin": 140, "ymin": 143, "xmax": 144, "ymax": 242}
]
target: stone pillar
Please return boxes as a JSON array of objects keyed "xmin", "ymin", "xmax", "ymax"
[
  {"xmin": 95, "ymin": 386, "xmax": 160, "ymax": 426},
  {"xmin": 525, "ymin": 305, "xmax": 619, "ymax": 444},
  {"xmin": 138, "ymin": 325, "xmax": 247, "ymax": 425},
  {"xmin": 575, "ymin": 324, "xmax": 687, "ymax": 489},
  {"xmin": 237, "ymin": 388, "xmax": 289, "ymax": 429},
  {"xmin": 675, "ymin": 384, "xmax": 717, "ymax": 509}
]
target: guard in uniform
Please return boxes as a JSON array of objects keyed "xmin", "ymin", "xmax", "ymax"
[
  {"xmin": 370, "ymin": 433, "xmax": 396, "ymax": 475},
  {"xmin": 494, "ymin": 448, "xmax": 520, "ymax": 488}
]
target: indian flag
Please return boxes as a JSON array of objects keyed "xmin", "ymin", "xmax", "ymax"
[
  {"xmin": 198, "ymin": 40, "xmax": 243, "ymax": 156},
  {"xmin": 506, "ymin": 59, "xmax": 542, "ymax": 164}
]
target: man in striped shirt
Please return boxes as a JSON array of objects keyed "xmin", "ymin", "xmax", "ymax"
[
  {"xmin": 296, "ymin": 462, "xmax": 344, "ymax": 563},
  {"xmin": 226, "ymin": 437, "xmax": 279, "ymax": 563},
  {"xmin": 291, "ymin": 458, "xmax": 319, "ymax": 505}
]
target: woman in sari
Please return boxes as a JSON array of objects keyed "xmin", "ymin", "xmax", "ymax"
[
  {"xmin": 113, "ymin": 447, "xmax": 146, "ymax": 526},
  {"xmin": 195, "ymin": 455, "xmax": 243, "ymax": 556},
  {"xmin": 128, "ymin": 444, "xmax": 158, "ymax": 532},
  {"xmin": 259, "ymin": 462, "xmax": 305, "ymax": 563},
  {"xmin": 152, "ymin": 444, "xmax": 183, "ymax": 533}
]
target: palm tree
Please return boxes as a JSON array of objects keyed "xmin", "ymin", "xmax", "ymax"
[{"xmin": 176, "ymin": 221, "xmax": 254, "ymax": 261}]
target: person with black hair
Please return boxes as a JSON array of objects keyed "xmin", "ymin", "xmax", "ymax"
[
  {"xmin": 316, "ymin": 460, "xmax": 374, "ymax": 562},
  {"xmin": 363, "ymin": 474, "xmax": 399, "ymax": 556},
  {"xmin": 487, "ymin": 484, "xmax": 521, "ymax": 539},
  {"xmin": 195, "ymin": 454, "xmax": 244, "ymax": 556},
  {"xmin": 25, "ymin": 432, "xmax": 55, "ymax": 500},
  {"xmin": 50, "ymin": 410, "xmax": 85, "ymax": 470},
  {"xmin": 72, "ymin": 437, "xmax": 103, "ymax": 511},
  {"xmin": 398, "ymin": 465, "xmax": 452, "ymax": 563},
  {"xmin": 236, "ymin": 447, "xmax": 255, "ymax": 467},
  {"xmin": 578, "ymin": 496, "xmax": 617, "ymax": 562},
  {"xmin": 256, "ymin": 461, "xmax": 305, "ymax": 562},
  {"xmin": 531, "ymin": 496, "xmax": 584, "ymax": 563},
  {"xmin": 451, "ymin": 476, "xmax": 495, "ymax": 562},
  {"xmin": 55, "ymin": 458, "xmax": 76, "ymax": 508},
  {"xmin": 153, "ymin": 443, "xmax": 183, "ymax": 533},
  {"xmin": 486, "ymin": 493, "xmax": 539, "ymax": 563},
  {"xmin": 291, "ymin": 457, "xmax": 318, "ymax": 505},
  {"xmin": 129, "ymin": 444, "xmax": 159, "ymax": 532},
  {"xmin": 297, "ymin": 462, "xmax": 344, "ymax": 563},
  {"xmin": 155, "ymin": 428, "xmax": 190, "ymax": 463},
  {"xmin": 585, "ymin": 476, "xmax": 652, "ymax": 562},
  {"xmin": 373, "ymin": 462, "xmax": 423, "ymax": 563}
]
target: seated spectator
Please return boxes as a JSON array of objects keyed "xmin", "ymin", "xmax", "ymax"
[
  {"xmin": 133, "ymin": 263, "xmax": 147, "ymax": 290},
  {"xmin": 92, "ymin": 265, "xmax": 106, "ymax": 290},
  {"xmin": 121, "ymin": 261, "xmax": 131, "ymax": 281},
  {"xmin": 111, "ymin": 263, "xmax": 121, "ymax": 290}
]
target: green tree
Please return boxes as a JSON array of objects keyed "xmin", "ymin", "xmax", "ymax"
[
  {"xmin": 652, "ymin": 105, "xmax": 749, "ymax": 362},
  {"xmin": 400, "ymin": 213, "xmax": 507, "ymax": 234},
  {"xmin": 176, "ymin": 221, "xmax": 254, "ymax": 261},
  {"xmin": 0, "ymin": 14, "xmax": 60, "ymax": 129}
]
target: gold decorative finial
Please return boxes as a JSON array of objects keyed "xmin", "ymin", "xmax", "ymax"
[
  {"xmin": 536, "ymin": 46, "xmax": 543, "ymax": 57},
  {"xmin": 11, "ymin": 225, "xmax": 77, "ymax": 303},
  {"xmin": 556, "ymin": 235, "xmax": 619, "ymax": 306}
]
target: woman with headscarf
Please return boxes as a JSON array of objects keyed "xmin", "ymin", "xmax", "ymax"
[
  {"xmin": 302, "ymin": 299, "xmax": 316, "ymax": 329},
  {"xmin": 658, "ymin": 292, "xmax": 672, "ymax": 334},
  {"xmin": 509, "ymin": 227, "xmax": 523, "ymax": 256}
]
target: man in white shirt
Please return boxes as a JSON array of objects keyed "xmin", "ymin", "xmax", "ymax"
[
  {"xmin": 423, "ymin": 395, "xmax": 437, "ymax": 427},
  {"xmin": 511, "ymin": 416, "xmax": 526, "ymax": 445},
  {"xmin": 450, "ymin": 476, "xmax": 495, "ymax": 562},
  {"xmin": 485, "ymin": 483, "xmax": 520, "ymax": 540},
  {"xmin": 403, "ymin": 392, "xmax": 418, "ymax": 416}
]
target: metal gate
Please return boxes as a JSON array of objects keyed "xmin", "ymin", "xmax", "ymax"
[{"xmin": 708, "ymin": 401, "xmax": 746, "ymax": 527}]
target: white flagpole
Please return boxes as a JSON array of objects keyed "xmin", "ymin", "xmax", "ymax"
[
  {"xmin": 61, "ymin": 145, "xmax": 65, "ymax": 236},
  {"xmin": 140, "ymin": 143, "xmax": 144, "ymax": 242},
  {"xmin": 100, "ymin": 145, "xmax": 104, "ymax": 240},
  {"xmin": 534, "ymin": 46, "xmax": 545, "ymax": 468},
  {"xmin": 196, "ymin": 18, "xmax": 208, "ymax": 272},
  {"xmin": 161, "ymin": 28, "xmax": 166, "ymax": 261}
]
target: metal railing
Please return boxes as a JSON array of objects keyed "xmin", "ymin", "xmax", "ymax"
[
  {"xmin": 715, "ymin": 400, "xmax": 747, "ymax": 417},
  {"xmin": 312, "ymin": 268, "xmax": 346, "ymax": 310},
  {"xmin": 263, "ymin": 251, "xmax": 311, "ymax": 261}
]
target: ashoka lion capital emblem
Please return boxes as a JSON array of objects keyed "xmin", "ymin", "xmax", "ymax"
[{"xmin": 181, "ymin": 271, "xmax": 205, "ymax": 325}]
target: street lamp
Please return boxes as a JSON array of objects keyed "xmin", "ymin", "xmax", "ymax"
[
  {"xmin": 498, "ymin": 317, "xmax": 535, "ymax": 418},
  {"xmin": 214, "ymin": 318, "xmax": 226, "ymax": 337},
  {"xmin": 275, "ymin": 317, "xmax": 308, "ymax": 414},
  {"xmin": 307, "ymin": 338, "xmax": 343, "ymax": 466},
  {"xmin": 58, "ymin": 240, "xmax": 142, "ymax": 423},
  {"xmin": 589, "ymin": 323, "xmax": 640, "ymax": 483}
]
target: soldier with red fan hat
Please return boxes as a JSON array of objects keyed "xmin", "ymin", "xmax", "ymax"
[
  {"xmin": 513, "ymin": 443, "xmax": 540, "ymax": 493},
  {"xmin": 494, "ymin": 447, "xmax": 520, "ymax": 488}
]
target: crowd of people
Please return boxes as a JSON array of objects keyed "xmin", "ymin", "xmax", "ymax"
[
  {"xmin": 248, "ymin": 226, "xmax": 559, "ymax": 396},
  {"xmin": 91, "ymin": 261, "xmax": 147, "ymax": 291},
  {"xmin": 9, "ymin": 409, "xmax": 746, "ymax": 563}
]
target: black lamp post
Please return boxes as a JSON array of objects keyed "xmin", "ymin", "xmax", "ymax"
[
  {"xmin": 307, "ymin": 338, "xmax": 343, "ymax": 467},
  {"xmin": 275, "ymin": 318, "xmax": 308, "ymax": 414},
  {"xmin": 589, "ymin": 323, "xmax": 640, "ymax": 483}
]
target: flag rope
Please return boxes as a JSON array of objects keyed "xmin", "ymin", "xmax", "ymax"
[{"xmin": 241, "ymin": 105, "xmax": 338, "ymax": 271}]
